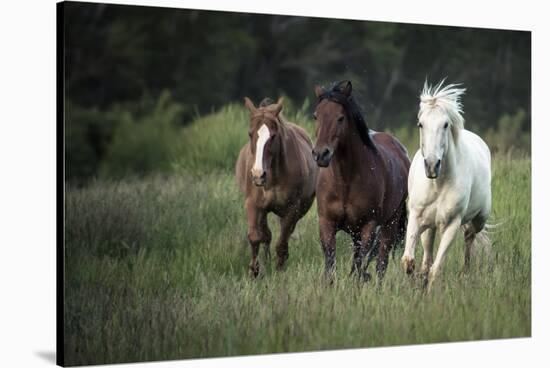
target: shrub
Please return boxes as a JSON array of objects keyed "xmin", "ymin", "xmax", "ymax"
[
  {"xmin": 99, "ymin": 92, "xmax": 185, "ymax": 178},
  {"xmin": 485, "ymin": 109, "xmax": 530, "ymax": 154},
  {"xmin": 65, "ymin": 102, "xmax": 119, "ymax": 182}
]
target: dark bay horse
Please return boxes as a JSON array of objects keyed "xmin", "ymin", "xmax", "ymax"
[
  {"xmin": 236, "ymin": 97, "xmax": 318, "ymax": 277},
  {"xmin": 312, "ymin": 81, "xmax": 410, "ymax": 281}
]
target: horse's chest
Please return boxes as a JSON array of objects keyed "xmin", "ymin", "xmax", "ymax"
[
  {"xmin": 415, "ymin": 191, "xmax": 465, "ymax": 228},
  {"xmin": 259, "ymin": 189, "xmax": 281, "ymax": 207},
  {"xmin": 259, "ymin": 187, "xmax": 298, "ymax": 212},
  {"xmin": 346, "ymin": 199, "xmax": 379, "ymax": 226},
  {"xmin": 321, "ymin": 186, "xmax": 378, "ymax": 226}
]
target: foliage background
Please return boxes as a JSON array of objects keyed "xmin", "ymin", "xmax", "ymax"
[{"xmin": 64, "ymin": 2, "xmax": 530, "ymax": 181}]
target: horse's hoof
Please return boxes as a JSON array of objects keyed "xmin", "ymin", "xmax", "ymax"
[
  {"xmin": 401, "ymin": 257, "xmax": 415, "ymax": 275},
  {"xmin": 349, "ymin": 269, "xmax": 371, "ymax": 283},
  {"xmin": 420, "ymin": 273, "xmax": 429, "ymax": 290},
  {"xmin": 323, "ymin": 272, "xmax": 335, "ymax": 285},
  {"xmin": 249, "ymin": 265, "xmax": 260, "ymax": 279},
  {"xmin": 276, "ymin": 254, "xmax": 288, "ymax": 271},
  {"xmin": 424, "ymin": 271, "xmax": 437, "ymax": 293},
  {"xmin": 361, "ymin": 271, "xmax": 372, "ymax": 283},
  {"xmin": 458, "ymin": 265, "xmax": 470, "ymax": 278}
]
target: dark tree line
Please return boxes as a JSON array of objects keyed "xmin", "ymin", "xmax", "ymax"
[
  {"xmin": 63, "ymin": 2, "xmax": 530, "ymax": 181},
  {"xmin": 65, "ymin": 2, "xmax": 530, "ymax": 128}
]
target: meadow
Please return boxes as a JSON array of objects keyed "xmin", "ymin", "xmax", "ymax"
[{"xmin": 64, "ymin": 103, "xmax": 531, "ymax": 365}]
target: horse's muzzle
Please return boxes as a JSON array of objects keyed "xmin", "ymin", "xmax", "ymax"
[
  {"xmin": 312, "ymin": 147, "xmax": 333, "ymax": 168},
  {"xmin": 252, "ymin": 171, "xmax": 267, "ymax": 186},
  {"xmin": 424, "ymin": 158, "xmax": 441, "ymax": 179}
]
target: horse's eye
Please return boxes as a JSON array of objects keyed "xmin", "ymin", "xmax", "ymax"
[
  {"xmin": 417, "ymin": 123, "xmax": 423, "ymax": 128},
  {"xmin": 337, "ymin": 116, "xmax": 345, "ymax": 123},
  {"xmin": 248, "ymin": 131, "xmax": 253, "ymax": 138},
  {"xmin": 444, "ymin": 122, "xmax": 449, "ymax": 129},
  {"xmin": 312, "ymin": 114, "xmax": 317, "ymax": 120}
]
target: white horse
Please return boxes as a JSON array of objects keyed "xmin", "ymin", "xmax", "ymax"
[{"xmin": 401, "ymin": 81, "xmax": 492, "ymax": 290}]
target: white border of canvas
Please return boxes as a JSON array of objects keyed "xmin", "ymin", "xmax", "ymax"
[{"xmin": 0, "ymin": 0, "xmax": 546, "ymax": 367}]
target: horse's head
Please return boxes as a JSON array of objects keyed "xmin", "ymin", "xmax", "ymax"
[
  {"xmin": 312, "ymin": 81, "xmax": 353, "ymax": 167},
  {"xmin": 244, "ymin": 96, "xmax": 284, "ymax": 186},
  {"xmin": 417, "ymin": 80, "xmax": 466, "ymax": 179},
  {"xmin": 418, "ymin": 105, "xmax": 449, "ymax": 179}
]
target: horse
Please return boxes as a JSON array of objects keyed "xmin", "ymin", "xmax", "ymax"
[
  {"xmin": 400, "ymin": 80, "xmax": 492, "ymax": 291},
  {"xmin": 236, "ymin": 97, "xmax": 318, "ymax": 277},
  {"xmin": 312, "ymin": 80, "xmax": 410, "ymax": 281}
]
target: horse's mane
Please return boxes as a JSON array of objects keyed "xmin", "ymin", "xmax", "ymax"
[
  {"xmin": 258, "ymin": 97, "xmax": 289, "ymax": 126},
  {"xmin": 259, "ymin": 98, "xmax": 274, "ymax": 107},
  {"xmin": 316, "ymin": 81, "xmax": 376, "ymax": 150},
  {"xmin": 419, "ymin": 80, "xmax": 466, "ymax": 140}
]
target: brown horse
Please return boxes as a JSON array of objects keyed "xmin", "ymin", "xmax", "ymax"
[
  {"xmin": 312, "ymin": 81, "xmax": 410, "ymax": 281},
  {"xmin": 236, "ymin": 97, "xmax": 318, "ymax": 277}
]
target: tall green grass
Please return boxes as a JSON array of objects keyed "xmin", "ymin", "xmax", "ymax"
[{"xmin": 64, "ymin": 104, "xmax": 531, "ymax": 365}]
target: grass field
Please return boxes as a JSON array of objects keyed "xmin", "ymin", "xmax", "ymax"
[{"xmin": 64, "ymin": 105, "xmax": 531, "ymax": 366}]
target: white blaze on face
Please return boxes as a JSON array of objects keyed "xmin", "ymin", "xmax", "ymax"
[
  {"xmin": 420, "ymin": 110, "xmax": 447, "ymax": 162},
  {"xmin": 252, "ymin": 124, "xmax": 270, "ymax": 176}
]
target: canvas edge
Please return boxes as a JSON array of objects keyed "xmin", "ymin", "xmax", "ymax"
[{"xmin": 56, "ymin": 1, "xmax": 66, "ymax": 367}]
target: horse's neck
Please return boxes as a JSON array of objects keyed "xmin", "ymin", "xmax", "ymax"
[
  {"xmin": 332, "ymin": 125, "xmax": 376, "ymax": 182},
  {"xmin": 270, "ymin": 123, "xmax": 291, "ymax": 182}
]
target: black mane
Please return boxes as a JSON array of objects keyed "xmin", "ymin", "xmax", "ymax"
[
  {"xmin": 259, "ymin": 97, "xmax": 274, "ymax": 107},
  {"xmin": 316, "ymin": 81, "xmax": 376, "ymax": 150}
]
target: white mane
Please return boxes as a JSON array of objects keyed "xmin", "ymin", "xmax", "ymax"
[{"xmin": 418, "ymin": 80, "xmax": 466, "ymax": 133}]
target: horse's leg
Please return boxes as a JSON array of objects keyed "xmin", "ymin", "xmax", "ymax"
[
  {"xmin": 420, "ymin": 227, "xmax": 436, "ymax": 276},
  {"xmin": 246, "ymin": 201, "xmax": 270, "ymax": 278},
  {"xmin": 264, "ymin": 242, "xmax": 271, "ymax": 263},
  {"xmin": 401, "ymin": 212, "xmax": 424, "ymax": 275},
  {"xmin": 427, "ymin": 217, "xmax": 461, "ymax": 291},
  {"xmin": 260, "ymin": 214, "xmax": 272, "ymax": 265},
  {"xmin": 350, "ymin": 232, "xmax": 363, "ymax": 277},
  {"xmin": 350, "ymin": 222, "xmax": 377, "ymax": 281},
  {"xmin": 462, "ymin": 222, "xmax": 476, "ymax": 273},
  {"xmin": 262, "ymin": 212, "xmax": 271, "ymax": 262},
  {"xmin": 275, "ymin": 214, "xmax": 298, "ymax": 270},
  {"xmin": 376, "ymin": 223, "xmax": 397, "ymax": 280},
  {"xmin": 319, "ymin": 216, "xmax": 337, "ymax": 281}
]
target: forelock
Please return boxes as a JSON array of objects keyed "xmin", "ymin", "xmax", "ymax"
[{"xmin": 419, "ymin": 80, "xmax": 466, "ymax": 131}]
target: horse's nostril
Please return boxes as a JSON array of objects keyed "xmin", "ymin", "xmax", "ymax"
[{"xmin": 260, "ymin": 172, "xmax": 266, "ymax": 179}]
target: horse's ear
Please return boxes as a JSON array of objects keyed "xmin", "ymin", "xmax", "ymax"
[
  {"xmin": 314, "ymin": 85, "xmax": 325, "ymax": 98},
  {"xmin": 337, "ymin": 80, "xmax": 352, "ymax": 96},
  {"xmin": 273, "ymin": 97, "xmax": 284, "ymax": 116},
  {"xmin": 244, "ymin": 97, "xmax": 257, "ymax": 113}
]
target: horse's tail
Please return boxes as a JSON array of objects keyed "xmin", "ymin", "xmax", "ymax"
[
  {"xmin": 468, "ymin": 218, "xmax": 503, "ymax": 261},
  {"xmin": 390, "ymin": 201, "xmax": 407, "ymax": 260},
  {"xmin": 396, "ymin": 201, "xmax": 407, "ymax": 248},
  {"xmin": 474, "ymin": 226, "xmax": 491, "ymax": 250}
]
